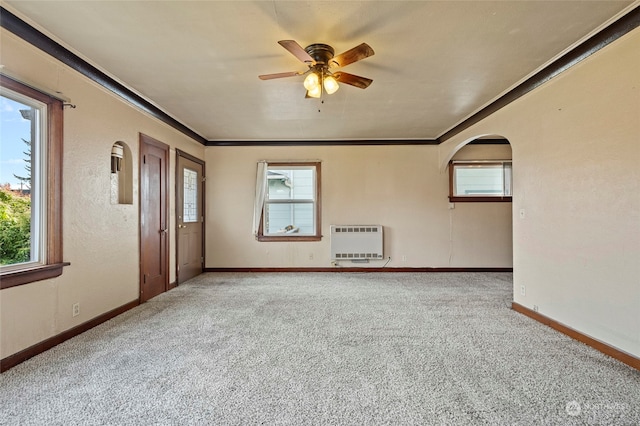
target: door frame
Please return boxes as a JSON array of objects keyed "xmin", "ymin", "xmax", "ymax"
[
  {"xmin": 139, "ymin": 133, "xmax": 169, "ymax": 301},
  {"xmin": 175, "ymin": 149, "xmax": 206, "ymax": 284}
]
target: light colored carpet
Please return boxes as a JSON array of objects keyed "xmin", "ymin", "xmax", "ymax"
[{"xmin": 0, "ymin": 272, "xmax": 638, "ymax": 425}]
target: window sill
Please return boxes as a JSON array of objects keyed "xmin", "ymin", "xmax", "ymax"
[
  {"xmin": 449, "ymin": 196, "xmax": 512, "ymax": 203},
  {"xmin": 0, "ymin": 262, "xmax": 70, "ymax": 290},
  {"xmin": 257, "ymin": 235, "xmax": 322, "ymax": 242}
]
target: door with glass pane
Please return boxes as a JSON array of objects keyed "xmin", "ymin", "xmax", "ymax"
[{"xmin": 176, "ymin": 150, "xmax": 204, "ymax": 284}]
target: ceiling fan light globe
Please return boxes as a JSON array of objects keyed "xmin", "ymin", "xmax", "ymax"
[
  {"xmin": 303, "ymin": 73, "xmax": 320, "ymax": 91},
  {"xmin": 323, "ymin": 76, "xmax": 339, "ymax": 94},
  {"xmin": 307, "ymin": 85, "xmax": 322, "ymax": 98}
]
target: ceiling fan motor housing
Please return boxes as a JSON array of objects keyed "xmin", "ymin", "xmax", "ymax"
[{"xmin": 305, "ymin": 43, "xmax": 335, "ymax": 66}]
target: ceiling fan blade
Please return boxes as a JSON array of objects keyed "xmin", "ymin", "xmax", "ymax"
[
  {"xmin": 278, "ymin": 40, "xmax": 315, "ymax": 64},
  {"xmin": 258, "ymin": 71, "xmax": 302, "ymax": 80},
  {"xmin": 330, "ymin": 43, "xmax": 375, "ymax": 68},
  {"xmin": 334, "ymin": 72, "xmax": 373, "ymax": 89}
]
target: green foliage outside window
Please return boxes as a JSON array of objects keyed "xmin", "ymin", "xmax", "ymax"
[{"xmin": 0, "ymin": 186, "xmax": 31, "ymax": 265}]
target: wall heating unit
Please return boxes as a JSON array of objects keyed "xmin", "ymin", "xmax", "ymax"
[{"xmin": 330, "ymin": 225, "xmax": 383, "ymax": 260}]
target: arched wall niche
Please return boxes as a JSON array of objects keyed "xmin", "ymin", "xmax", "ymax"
[{"xmin": 110, "ymin": 141, "xmax": 133, "ymax": 205}]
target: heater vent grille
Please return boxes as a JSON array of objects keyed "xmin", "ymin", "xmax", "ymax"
[{"xmin": 330, "ymin": 225, "xmax": 383, "ymax": 260}]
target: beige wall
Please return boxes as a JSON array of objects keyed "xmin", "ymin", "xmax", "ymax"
[
  {"xmin": 0, "ymin": 29, "xmax": 205, "ymax": 359},
  {"xmin": 440, "ymin": 28, "xmax": 640, "ymax": 357},
  {"xmin": 205, "ymin": 144, "xmax": 512, "ymax": 269}
]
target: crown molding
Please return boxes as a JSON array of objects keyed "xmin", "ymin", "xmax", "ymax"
[
  {"xmin": 438, "ymin": 5, "xmax": 640, "ymax": 143},
  {"xmin": 0, "ymin": 6, "xmax": 208, "ymax": 145},
  {"xmin": 206, "ymin": 139, "xmax": 439, "ymax": 147},
  {"xmin": 2, "ymin": 5, "xmax": 637, "ymax": 147}
]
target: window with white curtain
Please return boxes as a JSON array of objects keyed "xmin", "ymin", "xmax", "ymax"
[{"xmin": 253, "ymin": 161, "xmax": 321, "ymax": 242}]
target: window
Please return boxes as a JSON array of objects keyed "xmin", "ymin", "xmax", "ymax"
[
  {"xmin": 0, "ymin": 75, "xmax": 66, "ymax": 289},
  {"xmin": 449, "ymin": 160, "xmax": 512, "ymax": 202},
  {"xmin": 183, "ymin": 167, "xmax": 199, "ymax": 223},
  {"xmin": 255, "ymin": 162, "xmax": 321, "ymax": 242}
]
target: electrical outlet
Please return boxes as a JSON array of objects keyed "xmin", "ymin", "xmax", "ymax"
[
  {"xmin": 72, "ymin": 303, "xmax": 80, "ymax": 317},
  {"xmin": 401, "ymin": 255, "xmax": 407, "ymax": 262},
  {"xmin": 309, "ymin": 253, "xmax": 314, "ymax": 260},
  {"xmin": 533, "ymin": 305, "xmax": 539, "ymax": 312},
  {"xmin": 520, "ymin": 285, "xmax": 526, "ymax": 296}
]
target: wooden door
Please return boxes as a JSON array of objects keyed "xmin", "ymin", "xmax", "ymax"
[
  {"xmin": 139, "ymin": 134, "xmax": 169, "ymax": 302},
  {"xmin": 176, "ymin": 150, "xmax": 205, "ymax": 284}
]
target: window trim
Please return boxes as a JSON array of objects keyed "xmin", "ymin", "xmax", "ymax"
[
  {"xmin": 257, "ymin": 161, "xmax": 322, "ymax": 242},
  {"xmin": 1, "ymin": 75, "xmax": 67, "ymax": 289},
  {"xmin": 448, "ymin": 160, "xmax": 512, "ymax": 203}
]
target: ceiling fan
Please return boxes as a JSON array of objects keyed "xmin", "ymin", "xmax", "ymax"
[{"xmin": 258, "ymin": 40, "xmax": 375, "ymax": 98}]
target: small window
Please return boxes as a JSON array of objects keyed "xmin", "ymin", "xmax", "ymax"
[
  {"xmin": 257, "ymin": 162, "xmax": 321, "ymax": 242},
  {"xmin": 182, "ymin": 167, "xmax": 199, "ymax": 223},
  {"xmin": 1, "ymin": 75, "xmax": 66, "ymax": 289},
  {"xmin": 449, "ymin": 161, "xmax": 512, "ymax": 202}
]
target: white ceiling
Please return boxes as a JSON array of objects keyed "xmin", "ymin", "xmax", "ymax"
[{"xmin": 3, "ymin": 1, "xmax": 636, "ymax": 142}]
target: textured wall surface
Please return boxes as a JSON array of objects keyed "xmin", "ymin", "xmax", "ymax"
[
  {"xmin": 205, "ymin": 144, "xmax": 513, "ymax": 269},
  {"xmin": 0, "ymin": 29, "xmax": 205, "ymax": 359}
]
